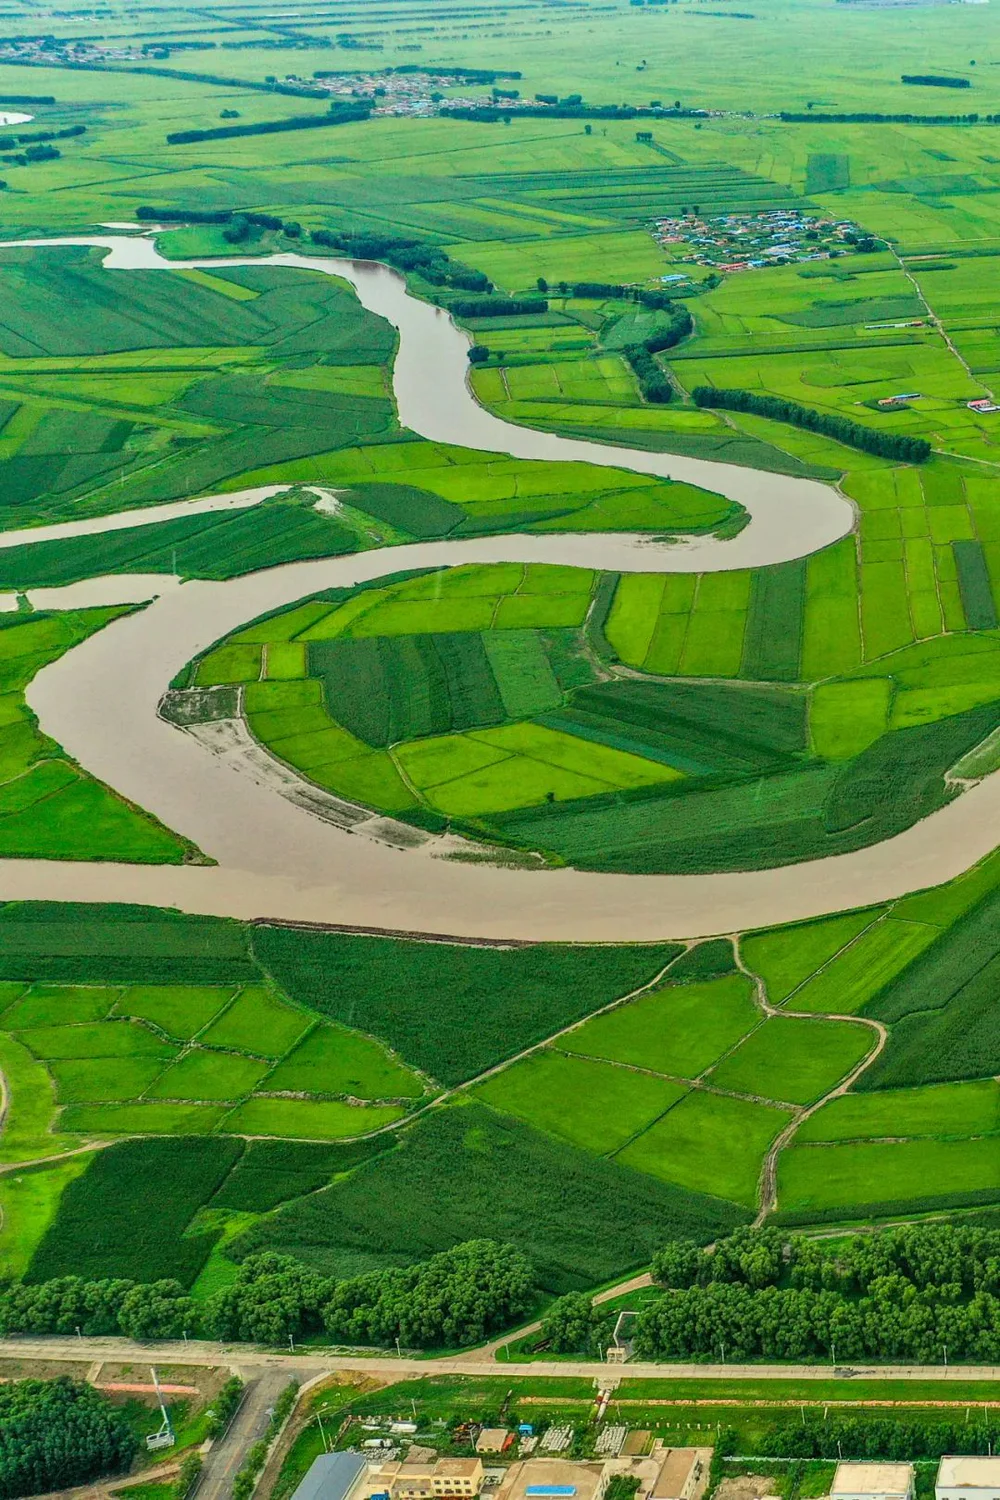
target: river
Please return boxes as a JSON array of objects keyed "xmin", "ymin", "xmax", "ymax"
[{"xmin": 0, "ymin": 233, "xmax": 982, "ymax": 942}]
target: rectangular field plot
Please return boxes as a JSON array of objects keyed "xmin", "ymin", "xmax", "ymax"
[
  {"xmin": 222, "ymin": 1096, "xmax": 406, "ymax": 1139},
  {"xmin": 264, "ymin": 1022, "xmax": 425, "ymax": 1100},
  {"xmin": 114, "ymin": 985, "xmax": 236, "ymax": 1041},
  {"xmin": 145, "ymin": 1049, "xmax": 272, "ymax": 1103},
  {"xmin": 564, "ymin": 973, "xmax": 759, "ymax": 1081},
  {"xmin": 197, "ymin": 986, "xmax": 311, "ymax": 1058},
  {"xmin": 796, "ymin": 1078, "xmax": 1000, "ymax": 1143},
  {"xmin": 778, "ymin": 1135, "xmax": 1000, "ymax": 1218},
  {"xmin": 17, "ymin": 1021, "xmax": 176, "ymax": 1061},
  {"xmin": 1, "ymin": 984, "xmax": 119, "ymax": 1027},
  {"xmin": 474, "ymin": 1049, "xmax": 687, "ymax": 1155},
  {"xmin": 741, "ymin": 909, "xmax": 884, "ymax": 1007},
  {"xmin": 617, "ymin": 1088, "xmax": 793, "ymax": 1207},
  {"xmin": 60, "ymin": 1101, "xmax": 228, "ymax": 1136},
  {"xmin": 48, "ymin": 1056, "xmax": 167, "ymax": 1105},
  {"xmin": 707, "ymin": 1016, "xmax": 875, "ymax": 1105},
  {"xmin": 789, "ymin": 917, "xmax": 940, "ymax": 1013}
]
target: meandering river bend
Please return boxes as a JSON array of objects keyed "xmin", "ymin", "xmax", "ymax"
[{"xmin": 0, "ymin": 234, "xmax": 981, "ymax": 941}]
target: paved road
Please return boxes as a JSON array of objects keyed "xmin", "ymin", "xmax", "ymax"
[
  {"xmin": 1, "ymin": 1336, "xmax": 998, "ymax": 1384},
  {"xmin": 198, "ymin": 1366, "xmax": 308, "ymax": 1500}
]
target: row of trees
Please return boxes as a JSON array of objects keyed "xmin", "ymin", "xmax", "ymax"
[
  {"xmin": 752, "ymin": 1415, "xmax": 1000, "ymax": 1461},
  {"xmin": 309, "ymin": 227, "xmax": 492, "ymax": 292},
  {"xmin": 0, "ymin": 123, "xmax": 84, "ymax": 149},
  {"xmin": 692, "ymin": 387, "xmax": 932, "ymax": 461},
  {"xmin": 633, "ymin": 1280, "xmax": 1000, "ymax": 1362},
  {"xmin": 570, "ymin": 281, "xmax": 684, "ymax": 309},
  {"xmin": 541, "ymin": 1225, "xmax": 1000, "ymax": 1363},
  {"xmin": 624, "ymin": 343, "xmax": 673, "ymax": 402},
  {"xmin": 450, "ymin": 295, "xmax": 548, "ymax": 318},
  {"xmin": 0, "ymin": 1276, "xmax": 197, "ymax": 1339},
  {"xmin": 781, "ymin": 110, "xmax": 989, "ymax": 123},
  {"xmin": 209, "ymin": 1240, "xmax": 536, "ymax": 1347},
  {"xmin": 654, "ymin": 1222, "xmax": 1000, "ymax": 1295},
  {"xmin": 0, "ymin": 1240, "xmax": 536, "ymax": 1349},
  {"xmin": 901, "ymin": 75, "xmax": 971, "ymax": 87},
  {"xmin": 166, "ymin": 102, "xmax": 370, "ymax": 144},
  {"xmin": 0, "ymin": 1378, "xmax": 137, "ymax": 1500}
]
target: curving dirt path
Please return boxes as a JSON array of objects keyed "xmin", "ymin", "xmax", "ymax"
[
  {"xmin": 732, "ymin": 947, "xmax": 889, "ymax": 1224},
  {"xmin": 0, "ymin": 235, "xmax": 988, "ymax": 940}
]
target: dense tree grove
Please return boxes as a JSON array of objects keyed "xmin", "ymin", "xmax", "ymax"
[
  {"xmin": 206, "ymin": 1240, "xmax": 536, "ymax": 1348},
  {"xmin": 542, "ymin": 1225, "xmax": 1000, "ymax": 1364},
  {"xmin": 0, "ymin": 1378, "xmax": 137, "ymax": 1500},
  {"xmin": 309, "ymin": 227, "xmax": 492, "ymax": 291},
  {"xmin": 637, "ymin": 1224, "xmax": 1000, "ymax": 1361},
  {"xmin": 450, "ymin": 296, "xmax": 548, "ymax": 318},
  {"xmin": 761, "ymin": 1415, "xmax": 1000, "ymax": 1460},
  {"xmin": 692, "ymin": 387, "xmax": 932, "ymax": 462},
  {"xmin": 0, "ymin": 1275, "xmax": 197, "ymax": 1338}
]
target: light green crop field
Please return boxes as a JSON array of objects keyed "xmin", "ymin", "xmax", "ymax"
[
  {"xmin": 617, "ymin": 1088, "xmax": 794, "ymax": 1207},
  {"xmin": 706, "ymin": 1015, "xmax": 876, "ymax": 1106},
  {"xmin": 0, "ymin": 979, "xmax": 429, "ymax": 1151},
  {"xmin": 563, "ymin": 973, "xmax": 759, "ymax": 1080}
]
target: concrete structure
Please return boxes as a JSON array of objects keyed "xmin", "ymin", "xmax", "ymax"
[
  {"xmin": 495, "ymin": 1458, "xmax": 609, "ymax": 1500},
  {"xmin": 293, "ymin": 1455, "xmax": 368, "ymax": 1500},
  {"xmin": 388, "ymin": 1461, "xmax": 484, "ymax": 1500},
  {"xmin": 832, "ymin": 1464, "xmax": 915, "ymax": 1500},
  {"xmin": 936, "ymin": 1457, "xmax": 1000, "ymax": 1500},
  {"xmin": 477, "ymin": 1431, "xmax": 513, "ymax": 1455},
  {"xmin": 651, "ymin": 1449, "xmax": 708, "ymax": 1500}
]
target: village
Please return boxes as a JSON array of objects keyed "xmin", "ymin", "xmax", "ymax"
[{"xmin": 652, "ymin": 207, "xmax": 872, "ymax": 270}]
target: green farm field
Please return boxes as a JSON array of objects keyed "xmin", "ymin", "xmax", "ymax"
[{"xmin": 4, "ymin": 0, "xmax": 1000, "ymax": 1340}]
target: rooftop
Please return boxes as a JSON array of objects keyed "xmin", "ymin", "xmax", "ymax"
[
  {"xmin": 292, "ymin": 1454, "xmax": 368, "ymax": 1500},
  {"xmin": 832, "ymin": 1464, "xmax": 915, "ymax": 1497},
  {"xmin": 937, "ymin": 1458, "xmax": 1000, "ymax": 1488}
]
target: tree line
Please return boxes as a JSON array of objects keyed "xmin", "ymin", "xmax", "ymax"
[
  {"xmin": 0, "ymin": 123, "xmax": 83, "ymax": 149},
  {"xmin": 780, "ymin": 110, "xmax": 991, "ymax": 123},
  {"xmin": 166, "ymin": 102, "xmax": 369, "ymax": 144},
  {"xmin": 541, "ymin": 1224, "xmax": 1000, "ymax": 1364},
  {"xmin": 902, "ymin": 75, "xmax": 971, "ymax": 88},
  {"xmin": 309, "ymin": 227, "xmax": 492, "ymax": 291},
  {"xmin": 692, "ymin": 387, "xmax": 931, "ymax": 461},
  {"xmin": 450, "ymin": 295, "xmax": 548, "ymax": 318},
  {"xmin": 0, "ymin": 1377, "xmax": 137, "ymax": 1500},
  {"xmin": 0, "ymin": 1239, "xmax": 536, "ymax": 1349}
]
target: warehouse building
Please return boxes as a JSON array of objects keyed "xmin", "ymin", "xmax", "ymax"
[{"xmin": 936, "ymin": 1457, "xmax": 1000, "ymax": 1500}]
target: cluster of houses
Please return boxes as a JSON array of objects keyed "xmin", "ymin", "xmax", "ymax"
[
  {"xmin": 292, "ymin": 1444, "xmax": 713, "ymax": 1500},
  {"xmin": 292, "ymin": 1450, "xmax": 1000, "ymax": 1500},
  {"xmin": 652, "ymin": 209, "xmax": 864, "ymax": 271}
]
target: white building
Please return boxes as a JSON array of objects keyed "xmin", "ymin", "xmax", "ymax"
[
  {"xmin": 936, "ymin": 1457, "xmax": 1000, "ymax": 1500},
  {"xmin": 832, "ymin": 1464, "xmax": 915, "ymax": 1500}
]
